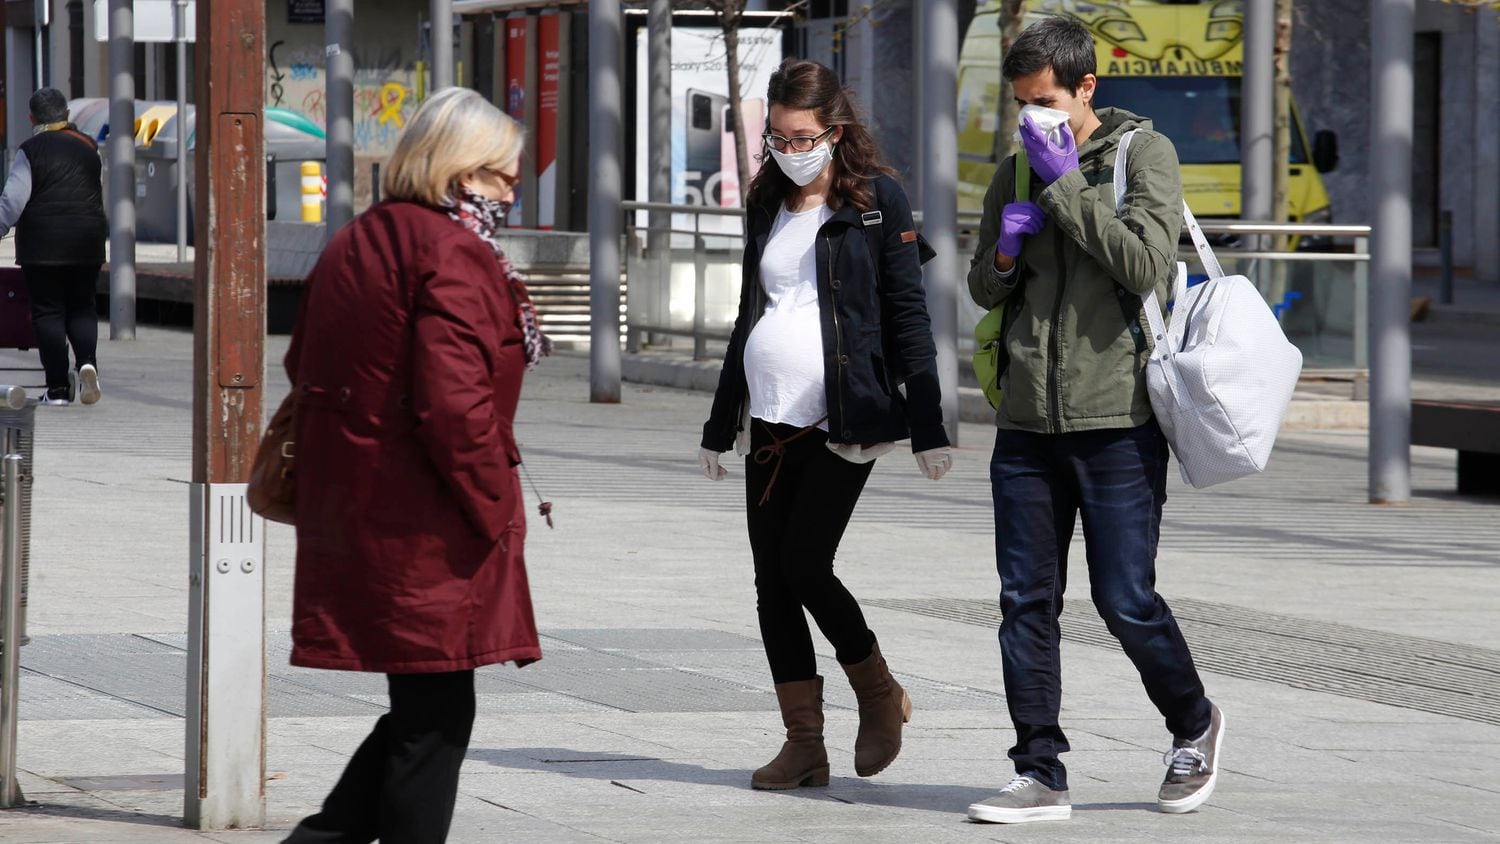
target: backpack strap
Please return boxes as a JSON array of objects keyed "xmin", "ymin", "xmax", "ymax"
[{"xmin": 860, "ymin": 209, "xmax": 885, "ymax": 280}]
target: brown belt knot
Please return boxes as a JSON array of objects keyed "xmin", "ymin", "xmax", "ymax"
[{"xmin": 752, "ymin": 416, "xmax": 828, "ymax": 507}]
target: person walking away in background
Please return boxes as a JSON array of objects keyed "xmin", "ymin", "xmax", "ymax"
[{"xmin": 0, "ymin": 88, "xmax": 106, "ymax": 406}]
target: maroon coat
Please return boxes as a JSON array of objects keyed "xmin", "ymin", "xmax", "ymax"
[{"xmin": 285, "ymin": 200, "xmax": 540, "ymax": 673}]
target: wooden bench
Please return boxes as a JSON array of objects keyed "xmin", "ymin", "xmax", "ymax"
[{"xmin": 1411, "ymin": 400, "xmax": 1500, "ymax": 496}]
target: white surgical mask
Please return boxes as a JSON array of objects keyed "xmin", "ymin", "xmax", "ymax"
[
  {"xmin": 770, "ymin": 141, "xmax": 834, "ymax": 187},
  {"xmin": 1014, "ymin": 104, "xmax": 1074, "ymax": 143}
]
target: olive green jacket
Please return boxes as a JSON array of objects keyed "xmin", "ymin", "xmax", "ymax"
[{"xmin": 967, "ymin": 107, "xmax": 1183, "ymax": 433}]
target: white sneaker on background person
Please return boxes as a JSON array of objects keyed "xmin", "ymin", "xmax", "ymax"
[{"xmin": 76, "ymin": 363, "xmax": 101, "ymax": 405}]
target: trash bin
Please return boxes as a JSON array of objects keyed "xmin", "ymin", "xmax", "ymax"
[
  {"xmin": 112, "ymin": 102, "xmax": 329, "ymax": 241},
  {"xmin": 137, "ymin": 104, "xmax": 192, "ymax": 244},
  {"xmin": 0, "ymin": 402, "xmax": 32, "ymax": 647}
]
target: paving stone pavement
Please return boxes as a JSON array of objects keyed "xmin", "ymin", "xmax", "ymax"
[{"xmin": 0, "ymin": 327, "xmax": 1496, "ymax": 843}]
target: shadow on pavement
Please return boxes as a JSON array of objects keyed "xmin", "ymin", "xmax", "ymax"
[
  {"xmin": 3, "ymin": 798, "xmax": 184, "ymax": 830},
  {"xmin": 472, "ymin": 747, "xmax": 998, "ymax": 814}
]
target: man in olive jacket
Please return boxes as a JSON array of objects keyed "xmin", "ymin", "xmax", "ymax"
[{"xmin": 962, "ymin": 17, "xmax": 1223, "ymax": 825}]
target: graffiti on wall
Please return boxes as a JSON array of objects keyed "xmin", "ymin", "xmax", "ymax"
[{"xmin": 266, "ymin": 40, "xmax": 417, "ymax": 155}]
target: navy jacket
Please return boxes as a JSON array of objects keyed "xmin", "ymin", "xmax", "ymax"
[{"xmin": 701, "ymin": 174, "xmax": 948, "ymax": 454}]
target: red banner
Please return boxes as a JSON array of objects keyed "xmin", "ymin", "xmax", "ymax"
[{"xmin": 537, "ymin": 14, "xmax": 560, "ymax": 229}]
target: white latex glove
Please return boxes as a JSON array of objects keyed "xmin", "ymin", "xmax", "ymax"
[
  {"xmin": 915, "ymin": 447, "xmax": 953, "ymax": 481},
  {"xmin": 698, "ymin": 447, "xmax": 728, "ymax": 481}
]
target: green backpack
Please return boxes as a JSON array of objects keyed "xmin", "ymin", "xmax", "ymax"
[{"xmin": 971, "ymin": 150, "xmax": 1029, "ymax": 410}]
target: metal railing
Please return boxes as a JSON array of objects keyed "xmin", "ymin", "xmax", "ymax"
[
  {"xmin": 621, "ymin": 202, "xmax": 1373, "ymax": 371},
  {"xmin": 623, "ymin": 201, "xmax": 746, "ymax": 360}
]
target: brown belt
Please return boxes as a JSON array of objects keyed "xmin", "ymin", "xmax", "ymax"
[{"xmin": 752, "ymin": 416, "xmax": 828, "ymax": 507}]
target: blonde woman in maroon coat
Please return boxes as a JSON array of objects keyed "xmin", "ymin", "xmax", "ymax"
[{"xmin": 281, "ymin": 88, "xmax": 550, "ymax": 844}]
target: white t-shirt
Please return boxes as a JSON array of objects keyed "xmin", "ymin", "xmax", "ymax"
[{"xmin": 744, "ymin": 202, "xmax": 834, "ymax": 429}]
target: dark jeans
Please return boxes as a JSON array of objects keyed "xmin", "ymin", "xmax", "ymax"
[
  {"xmin": 747, "ymin": 419, "xmax": 876, "ymax": 684},
  {"xmin": 22, "ymin": 263, "xmax": 100, "ymax": 392},
  {"xmin": 990, "ymin": 421, "xmax": 1210, "ymax": 792},
  {"xmin": 283, "ymin": 670, "xmax": 476, "ymax": 844}
]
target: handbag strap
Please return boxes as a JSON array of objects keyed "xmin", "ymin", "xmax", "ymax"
[
  {"xmin": 1114, "ymin": 128, "xmax": 1188, "ymax": 350},
  {"xmin": 1113, "ymin": 129, "xmax": 1224, "ymax": 280}
]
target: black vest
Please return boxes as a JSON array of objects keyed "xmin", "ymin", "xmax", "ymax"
[{"xmin": 16, "ymin": 125, "xmax": 107, "ymax": 266}]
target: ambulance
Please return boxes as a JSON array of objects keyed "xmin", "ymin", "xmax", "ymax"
[{"xmin": 958, "ymin": 0, "xmax": 1340, "ymax": 231}]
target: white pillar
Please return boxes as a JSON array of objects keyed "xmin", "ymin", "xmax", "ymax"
[
  {"xmin": 588, "ymin": 0, "xmax": 623, "ymax": 403},
  {"xmin": 431, "ymin": 0, "xmax": 454, "ymax": 91},
  {"xmin": 1368, "ymin": 0, "xmax": 1413, "ymax": 504},
  {"xmin": 918, "ymin": 0, "xmax": 960, "ymax": 446},
  {"xmin": 107, "ymin": 0, "xmax": 136, "ymax": 340},
  {"xmin": 1241, "ymin": 0, "xmax": 1274, "ymax": 225}
]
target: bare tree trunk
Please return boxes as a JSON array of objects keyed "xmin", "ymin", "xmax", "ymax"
[
  {"xmin": 992, "ymin": 0, "xmax": 1026, "ymax": 166},
  {"xmin": 957, "ymin": 0, "xmax": 980, "ymax": 44},
  {"xmin": 722, "ymin": 19, "xmax": 752, "ymax": 201},
  {"xmin": 1272, "ymin": 0, "xmax": 1293, "ymax": 246}
]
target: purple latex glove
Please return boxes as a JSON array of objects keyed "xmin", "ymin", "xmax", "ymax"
[
  {"xmin": 997, "ymin": 201, "xmax": 1047, "ymax": 258},
  {"xmin": 1019, "ymin": 114, "xmax": 1080, "ymax": 185}
]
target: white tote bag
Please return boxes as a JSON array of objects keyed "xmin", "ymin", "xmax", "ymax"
[{"xmin": 1115, "ymin": 130, "xmax": 1303, "ymax": 489}]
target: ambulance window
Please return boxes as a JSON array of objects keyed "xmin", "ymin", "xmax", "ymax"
[{"xmin": 1094, "ymin": 77, "xmax": 1309, "ymax": 166}]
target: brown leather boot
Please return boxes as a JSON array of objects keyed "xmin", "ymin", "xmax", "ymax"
[
  {"xmin": 841, "ymin": 639, "xmax": 912, "ymax": 777},
  {"xmin": 752, "ymin": 677, "xmax": 830, "ymax": 790}
]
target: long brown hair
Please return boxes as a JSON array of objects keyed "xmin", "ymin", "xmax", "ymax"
[{"xmin": 745, "ymin": 58, "xmax": 895, "ymax": 213}]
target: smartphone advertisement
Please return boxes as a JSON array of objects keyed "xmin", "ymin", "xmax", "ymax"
[
  {"xmin": 505, "ymin": 16, "xmax": 528, "ymax": 226},
  {"xmin": 633, "ymin": 24, "xmax": 783, "ymax": 232}
]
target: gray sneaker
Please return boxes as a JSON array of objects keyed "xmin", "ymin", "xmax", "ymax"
[
  {"xmin": 1158, "ymin": 702, "xmax": 1225, "ymax": 814},
  {"xmin": 967, "ymin": 775, "xmax": 1071, "ymax": 824}
]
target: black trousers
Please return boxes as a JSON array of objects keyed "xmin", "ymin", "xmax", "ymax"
[
  {"xmin": 747, "ymin": 419, "xmax": 876, "ymax": 684},
  {"xmin": 21, "ymin": 263, "xmax": 100, "ymax": 393},
  {"xmin": 283, "ymin": 670, "xmax": 476, "ymax": 844}
]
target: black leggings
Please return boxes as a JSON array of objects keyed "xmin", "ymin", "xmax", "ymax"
[
  {"xmin": 283, "ymin": 670, "xmax": 476, "ymax": 844},
  {"xmin": 22, "ymin": 263, "xmax": 99, "ymax": 392},
  {"xmin": 747, "ymin": 419, "xmax": 876, "ymax": 684}
]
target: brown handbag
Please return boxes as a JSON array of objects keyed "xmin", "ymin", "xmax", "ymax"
[{"xmin": 248, "ymin": 390, "xmax": 297, "ymax": 525}]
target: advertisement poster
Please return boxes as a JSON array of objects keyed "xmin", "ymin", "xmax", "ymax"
[
  {"xmin": 505, "ymin": 16, "xmax": 528, "ymax": 226},
  {"xmin": 536, "ymin": 13, "xmax": 561, "ymax": 230},
  {"xmin": 633, "ymin": 25, "xmax": 784, "ymax": 233}
]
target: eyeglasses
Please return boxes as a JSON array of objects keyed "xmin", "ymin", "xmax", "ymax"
[
  {"xmin": 485, "ymin": 166, "xmax": 521, "ymax": 190},
  {"xmin": 762, "ymin": 126, "xmax": 835, "ymax": 153}
]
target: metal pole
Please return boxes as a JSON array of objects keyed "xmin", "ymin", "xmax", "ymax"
[
  {"xmin": 187, "ymin": 0, "xmax": 267, "ymax": 828},
  {"xmin": 693, "ymin": 234, "xmax": 707, "ymax": 361},
  {"xmin": 1369, "ymin": 0, "xmax": 1413, "ymax": 504},
  {"xmin": 34, "ymin": 0, "xmax": 48, "ymax": 87},
  {"xmin": 175, "ymin": 0, "xmax": 188, "ymax": 262},
  {"xmin": 1242, "ymin": 0, "xmax": 1274, "ymax": 234},
  {"xmin": 588, "ymin": 0, "xmax": 622, "ymax": 403},
  {"xmin": 431, "ymin": 0, "xmax": 453, "ymax": 91},
  {"xmin": 1438, "ymin": 210, "xmax": 1453, "ymax": 305},
  {"xmin": 325, "ymin": 0, "xmax": 354, "ymax": 236},
  {"xmin": 1354, "ymin": 236, "xmax": 1369, "ymax": 371},
  {"xmin": 0, "ymin": 452, "xmax": 24, "ymax": 809},
  {"xmin": 647, "ymin": 0, "xmax": 670, "ymax": 348},
  {"xmin": 919, "ymin": 0, "xmax": 960, "ymax": 446},
  {"xmin": 107, "ymin": 0, "xmax": 135, "ymax": 339}
]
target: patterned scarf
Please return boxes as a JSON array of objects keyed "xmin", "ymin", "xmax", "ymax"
[{"xmin": 445, "ymin": 185, "xmax": 553, "ymax": 369}]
